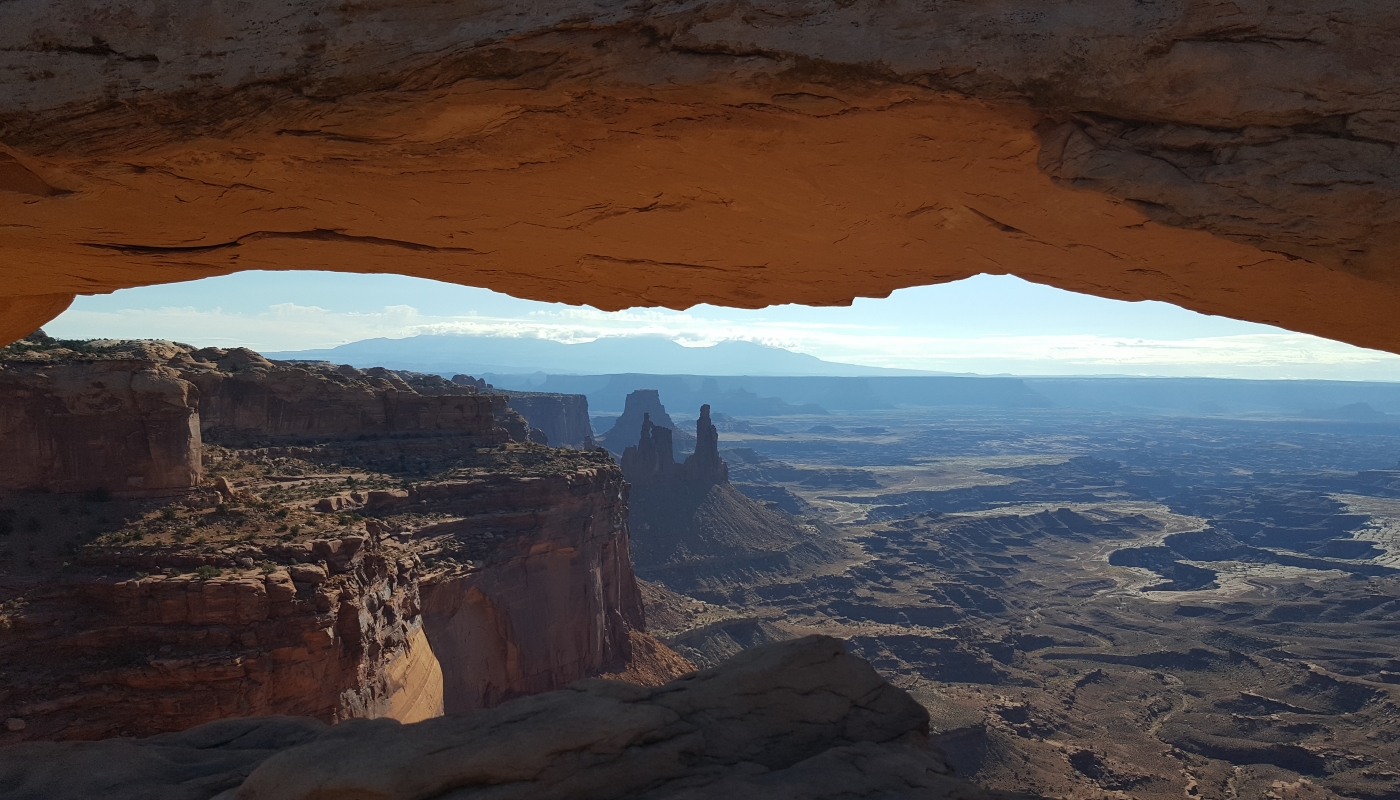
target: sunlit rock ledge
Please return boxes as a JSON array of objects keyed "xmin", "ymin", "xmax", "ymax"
[{"xmin": 2, "ymin": 1, "xmax": 1400, "ymax": 354}]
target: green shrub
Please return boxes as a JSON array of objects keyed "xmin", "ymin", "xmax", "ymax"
[{"xmin": 194, "ymin": 565, "xmax": 222, "ymax": 580}]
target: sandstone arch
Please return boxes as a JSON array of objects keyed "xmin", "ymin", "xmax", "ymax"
[{"xmin": 2, "ymin": 1, "xmax": 1398, "ymax": 352}]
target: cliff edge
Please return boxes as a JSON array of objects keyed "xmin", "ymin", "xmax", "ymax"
[{"xmin": 0, "ymin": 340, "xmax": 683, "ymax": 742}]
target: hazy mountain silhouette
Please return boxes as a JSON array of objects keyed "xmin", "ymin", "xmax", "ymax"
[{"xmin": 266, "ymin": 334, "xmax": 929, "ymax": 377}]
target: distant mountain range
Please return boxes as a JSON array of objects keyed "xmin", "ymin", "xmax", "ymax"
[{"xmin": 266, "ymin": 335, "xmax": 930, "ymax": 377}]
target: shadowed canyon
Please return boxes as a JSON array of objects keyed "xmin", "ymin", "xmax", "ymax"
[{"xmin": 5, "ymin": 1, "xmax": 1400, "ymax": 797}]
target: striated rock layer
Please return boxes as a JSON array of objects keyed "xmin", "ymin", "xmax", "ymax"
[
  {"xmin": 0, "ymin": 530, "xmax": 444, "ymax": 742},
  {"xmin": 499, "ymin": 390, "xmax": 595, "ymax": 450},
  {"xmin": 0, "ymin": 337, "xmax": 509, "ymax": 496},
  {"xmin": 4, "ymin": 2, "xmax": 1400, "ymax": 353},
  {"xmin": 185, "ymin": 351, "xmax": 507, "ymax": 448},
  {"xmin": 369, "ymin": 465, "xmax": 645, "ymax": 712},
  {"xmin": 0, "ymin": 636, "xmax": 1038, "ymax": 800},
  {"xmin": 0, "ymin": 340, "xmax": 680, "ymax": 742},
  {"xmin": 0, "ymin": 356, "xmax": 201, "ymax": 495}
]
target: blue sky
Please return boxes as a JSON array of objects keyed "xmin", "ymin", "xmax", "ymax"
[{"xmin": 45, "ymin": 271, "xmax": 1400, "ymax": 380}]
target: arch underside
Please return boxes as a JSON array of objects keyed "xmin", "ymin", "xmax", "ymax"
[{"xmin": 2, "ymin": 1, "xmax": 1398, "ymax": 352}]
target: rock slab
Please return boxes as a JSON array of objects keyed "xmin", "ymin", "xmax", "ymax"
[{"xmin": 0, "ymin": 636, "xmax": 1036, "ymax": 800}]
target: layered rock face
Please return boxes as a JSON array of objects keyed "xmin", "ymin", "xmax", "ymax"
[
  {"xmin": 5, "ymin": 2, "xmax": 1400, "ymax": 354},
  {"xmin": 0, "ymin": 357, "xmax": 201, "ymax": 494},
  {"xmin": 367, "ymin": 462, "xmax": 646, "ymax": 712},
  {"xmin": 0, "ymin": 338, "xmax": 510, "ymax": 496},
  {"xmin": 0, "ymin": 530, "xmax": 443, "ymax": 742},
  {"xmin": 500, "ymin": 390, "xmax": 594, "ymax": 449},
  {"xmin": 0, "ymin": 339, "xmax": 673, "ymax": 743},
  {"xmin": 184, "ymin": 349, "xmax": 506, "ymax": 447},
  {"xmin": 0, "ymin": 636, "xmax": 1036, "ymax": 800}
]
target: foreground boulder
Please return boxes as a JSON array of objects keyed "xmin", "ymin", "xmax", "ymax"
[{"xmin": 0, "ymin": 636, "xmax": 1034, "ymax": 800}]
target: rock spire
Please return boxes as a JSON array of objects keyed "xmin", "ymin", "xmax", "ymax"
[
  {"xmin": 682, "ymin": 404, "xmax": 727, "ymax": 484},
  {"xmin": 621, "ymin": 402, "xmax": 727, "ymax": 487},
  {"xmin": 619, "ymin": 412, "xmax": 676, "ymax": 484}
]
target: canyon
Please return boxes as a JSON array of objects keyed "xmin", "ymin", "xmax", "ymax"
[
  {"xmin": 0, "ymin": 336, "xmax": 681, "ymax": 744},
  {"xmin": 6, "ymin": 3, "xmax": 1400, "ymax": 793},
  {"xmin": 629, "ymin": 399, "xmax": 1400, "ymax": 800}
]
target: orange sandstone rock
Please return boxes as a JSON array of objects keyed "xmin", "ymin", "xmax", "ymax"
[
  {"xmin": 407, "ymin": 467, "xmax": 645, "ymax": 712},
  {"xmin": 1, "ymin": 3, "xmax": 1399, "ymax": 351},
  {"xmin": 0, "ymin": 535, "xmax": 441, "ymax": 741}
]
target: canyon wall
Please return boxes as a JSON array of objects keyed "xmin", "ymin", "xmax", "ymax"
[
  {"xmin": 370, "ymin": 465, "xmax": 644, "ymax": 712},
  {"xmin": 0, "ymin": 338, "xmax": 508, "ymax": 496},
  {"xmin": 501, "ymin": 391, "xmax": 594, "ymax": 449},
  {"xmin": 0, "ymin": 532, "xmax": 443, "ymax": 741},
  {"xmin": 0, "ymin": 356, "xmax": 200, "ymax": 495},
  {"xmin": 184, "ymin": 348, "xmax": 507, "ymax": 447},
  {"xmin": 4, "ymin": 2, "xmax": 1400, "ymax": 353},
  {"xmin": 0, "ymin": 340, "xmax": 670, "ymax": 742}
]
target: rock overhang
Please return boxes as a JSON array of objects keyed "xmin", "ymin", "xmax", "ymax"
[{"xmin": 2, "ymin": 0, "xmax": 1399, "ymax": 353}]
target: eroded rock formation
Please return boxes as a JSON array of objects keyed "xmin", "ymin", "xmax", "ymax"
[
  {"xmin": 622, "ymin": 398, "xmax": 846, "ymax": 597},
  {"xmin": 601, "ymin": 389, "xmax": 694, "ymax": 456},
  {"xmin": 0, "ymin": 337, "xmax": 513, "ymax": 496},
  {"xmin": 499, "ymin": 390, "xmax": 594, "ymax": 449},
  {"xmin": 0, "ymin": 348, "xmax": 202, "ymax": 495},
  {"xmin": 683, "ymin": 405, "xmax": 727, "ymax": 485},
  {"xmin": 368, "ymin": 466, "xmax": 646, "ymax": 712},
  {"xmin": 0, "ymin": 340, "xmax": 679, "ymax": 742},
  {"xmin": 187, "ymin": 353, "xmax": 508, "ymax": 447},
  {"xmin": 3, "ymin": 2, "xmax": 1400, "ymax": 354},
  {"xmin": 0, "ymin": 531, "xmax": 444, "ymax": 742},
  {"xmin": 0, "ymin": 636, "xmax": 1035, "ymax": 800},
  {"xmin": 622, "ymin": 404, "xmax": 727, "ymax": 486}
]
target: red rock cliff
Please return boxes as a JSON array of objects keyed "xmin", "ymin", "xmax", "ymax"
[
  {"xmin": 0, "ymin": 355, "xmax": 201, "ymax": 495},
  {"xmin": 369, "ymin": 460, "xmax": 644, "ymax": 712},
  {"xmin": 0, "ymin": 340, "xmax": 672, "ymax": 741},
  {"xmin": 182, "ymin": 348, "xmax": 507, "ymax": 447},
  {"xmin": 0, "ymin": 529, "xmax": 442, "ymax": 742},
  {"xmin": 0, "ymin": 338, "xmax": 509, "ymax": 497}
]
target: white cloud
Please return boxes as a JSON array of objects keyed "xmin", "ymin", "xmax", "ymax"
[{"xmin": 46, "ymin": 301, "xmax": 1400, "ymax": 381}]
